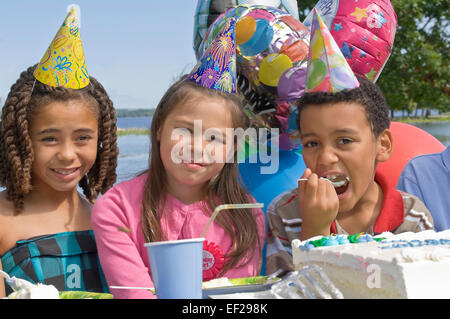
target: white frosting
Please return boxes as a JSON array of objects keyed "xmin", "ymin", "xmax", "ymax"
[
  {"xmin": 8, "ymin": 283, "xmax": 60, "ymax": 299},
  {"xmin": 292, "ymin": 230, "xmax": 450, "ymax": 299},
  {"xmin": 202, "ymin": 277, "xmax": 233, "ymax": 289}
]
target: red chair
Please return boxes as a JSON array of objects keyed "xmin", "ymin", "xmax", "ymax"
[{"xmin": 378, "ymin": 121, "xmax": 446, "ymax": 186}]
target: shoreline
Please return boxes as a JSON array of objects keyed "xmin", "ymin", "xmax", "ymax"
[
  {"xmin": 117, "ymin": 128, "xmax": 149, "ymax": 136},
  {"xmin": 394, "ymin": 116, "xmax": 450, "ymax": 124},
  {"xmin": 116, "ymin": 118, "xmax": 450, "ymax": 136}
]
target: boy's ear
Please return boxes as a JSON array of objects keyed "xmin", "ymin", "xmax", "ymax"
[{"xmin": 376, "ymin": 128, "xmax": 393, "ymax": 162}]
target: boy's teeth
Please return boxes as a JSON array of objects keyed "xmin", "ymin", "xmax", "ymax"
[{"xmin": 325, "ymin": 174, "xmax": 350, "ymax": 188}]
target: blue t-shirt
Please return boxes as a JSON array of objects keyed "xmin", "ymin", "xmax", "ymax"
[{"xmin": 397, "ymin": 146, "xmax": 450, "ymax": 231}]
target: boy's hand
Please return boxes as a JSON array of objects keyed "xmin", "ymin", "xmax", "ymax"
[{"xmin": 298, "ymin": 168, "xmax": 339, "ymax": 240}]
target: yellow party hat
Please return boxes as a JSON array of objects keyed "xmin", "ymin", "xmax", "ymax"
[{"xmin": 34, "ymin": 6, "xmax": 89, "ymax": 89}]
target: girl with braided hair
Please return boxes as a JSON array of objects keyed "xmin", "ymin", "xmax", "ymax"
[{"xmin": 0, "ymin": 64, "xmax": 118, "ymax": 297}]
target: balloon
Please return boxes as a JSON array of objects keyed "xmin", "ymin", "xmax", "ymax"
[
  {"xmin": 198, "ymin": 4, "xmax": 310, "ymax": 151},
  {"xmin": 239, "ymin": 149, "xmax": 306, "ymax": 210},
  {"xmin": 303, "ymin": 0, "xmax": 397, "ymax": 82},
  {"xmin": 377, "ymin": 122, "xmax": 446, "ymax": 186},
  {"xmin": 193, "ymin": 0, "xmax": 300, "ymax": 54}
]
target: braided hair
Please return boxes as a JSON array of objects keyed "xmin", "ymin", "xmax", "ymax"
[{"xmin": 0, "ymin": 64, "xmax": 118, "ymax": 213}]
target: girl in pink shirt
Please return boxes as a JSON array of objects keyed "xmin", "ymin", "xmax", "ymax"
[{"xmin": 92, "ymin": 74, "xmax": 266, "ymax": 298}]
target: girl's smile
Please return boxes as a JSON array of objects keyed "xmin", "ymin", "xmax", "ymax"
[{"xmin": 49, "ymin": 166, "xmax": 81, "ymax": 181}]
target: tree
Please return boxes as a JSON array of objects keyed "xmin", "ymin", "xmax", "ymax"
[{"xmin": 298, "ymin": 0, "xmax": 450, "ymax": 117}]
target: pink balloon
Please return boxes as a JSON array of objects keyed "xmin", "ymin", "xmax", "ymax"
[
  {"xmin": 304, "ymin": 0, "xmax": 397, "ymax": 82},
  {"xmin": 378, "ymin": 122, "xmax": 445, "ymax": 186}
]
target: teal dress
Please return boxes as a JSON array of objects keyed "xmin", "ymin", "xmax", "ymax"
[{"xmin": 1, "ymin": 230, "xmax": 109, "ymax": 295}]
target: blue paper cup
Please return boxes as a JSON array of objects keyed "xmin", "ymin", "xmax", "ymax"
[{"xmin": 144, "ymin": 238, "xmax": 205, "ymax": 299}]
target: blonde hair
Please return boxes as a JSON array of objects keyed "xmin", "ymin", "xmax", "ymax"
[{"xmin": 141, "ymin": 76, "xmax": 262, "ymax": 275}]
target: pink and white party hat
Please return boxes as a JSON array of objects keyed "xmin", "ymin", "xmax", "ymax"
[{"xmin": 305, "ymin": 8, "xmax": 359, "ymax": 92}]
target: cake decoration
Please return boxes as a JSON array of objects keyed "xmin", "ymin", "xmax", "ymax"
[
  {"xmin": 378, "ymin": 238, "xmax": 450, "ymax": 250},
  {"xmin": 302, "ymin": 233, "xmax": 386, "ymax": 250}
]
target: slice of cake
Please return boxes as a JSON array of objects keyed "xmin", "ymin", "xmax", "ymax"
[{"xmin": 292, "ymin": 230, "xmax": 450, "ymax": 299}]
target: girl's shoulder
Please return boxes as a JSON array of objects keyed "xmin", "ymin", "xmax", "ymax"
[
  {"xmin": 0, "ymin": 191, "xmax": 20, "ymax": 255},
  {"xmin": 0, "ymin": 191, "xmax": 15, "ymax": 218},
  {"xmin": 105, "ymin": 173, "xmax": 149, "ymax": 196},
  {"xmin": 93, "ymin": 173, "xmax": 149, "ymax": 209}
]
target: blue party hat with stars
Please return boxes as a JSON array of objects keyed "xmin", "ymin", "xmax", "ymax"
[{"xmin": 188, "ymin": 18, "xmax": 237, "ymax": 94}]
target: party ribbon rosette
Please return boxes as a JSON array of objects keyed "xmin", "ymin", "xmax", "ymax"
[
  {"xmin": 34, "ymin": 6, "xmax": 89, "ymax": 89},
  {"xmin": 202, "ymin": 241, "xmax": 225, "ymax": 281}
]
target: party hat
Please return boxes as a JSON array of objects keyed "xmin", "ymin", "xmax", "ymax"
[
  {"xmin": 34, "ymin": 6, "xmax": 89, "ymax": 89},
  {"xmin": 189, "ymin": 18, "xmax": 237, "ymax": 94},
  {"xmin": 305, "ymin": 9, "xmax": 359, "ymax": 93}
]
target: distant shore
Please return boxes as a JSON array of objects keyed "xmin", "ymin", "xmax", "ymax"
[
  {"xmin": 394, "ymin": 115, "xmax": 450, "ymax": 124},
  {"xmin": 116, "ymin": 116, "xmax": 450, "ymax": 136}
]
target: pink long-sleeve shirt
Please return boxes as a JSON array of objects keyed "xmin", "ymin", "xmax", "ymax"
[{"xmin": 91, "ymin": 173, "xmax": 266, "ymax": 299}]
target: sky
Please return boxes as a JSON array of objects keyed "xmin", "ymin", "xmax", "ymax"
[{"xmin": 0, "ymin": 0, "xmax": 199, "ymax": 109}]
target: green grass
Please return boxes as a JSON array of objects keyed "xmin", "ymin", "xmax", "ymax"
[{"xmin": 117, "ymin": 128, "xmax": 149, "ymax": 136}]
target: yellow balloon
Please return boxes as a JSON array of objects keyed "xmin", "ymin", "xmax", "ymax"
[{"xmin": 259, "ymin": 53, "xmax": 293, "ymax": 87}]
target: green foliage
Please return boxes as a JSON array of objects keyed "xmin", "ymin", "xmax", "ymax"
[{"xmin": 297, "ymin": 0, "xmax": 450, "ymax": 117}]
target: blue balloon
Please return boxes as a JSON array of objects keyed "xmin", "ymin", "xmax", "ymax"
[
  {"xmin": 238, "ymin": 19, "xmax": 274, "ymax": 56},
  {"xmin": 239, "ymin": 149, "xmax": 306, "ymax": 210},
  {"xmin": 239, "ymin": 149, "xmax": 306, "ymax": 275}
]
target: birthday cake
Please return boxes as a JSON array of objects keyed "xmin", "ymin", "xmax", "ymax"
[{"xmin": 292, "ymin": 230, "xmax": 450, "ymax": 299}]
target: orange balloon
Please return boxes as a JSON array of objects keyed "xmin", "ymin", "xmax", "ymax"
[
  {"xmin": 235, "ymin": 16, "xmax": 256, "ymax": 45},
  {"xmin": 280, "ymin": 39, "xmax": 309, "ymax": 63},
  {"xmin": 378, "ymin": 122, "xmax": 445, "ymax": 186}
]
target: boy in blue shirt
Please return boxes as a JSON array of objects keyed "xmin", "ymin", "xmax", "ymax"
[{"xmin": 397, "ymin": 146, "xmax": 450, "ymax": 231}]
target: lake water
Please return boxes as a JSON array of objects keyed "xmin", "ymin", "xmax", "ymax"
[{"xmin": 116, "ymin": 117, "xmax": 450, "ymax": 183}]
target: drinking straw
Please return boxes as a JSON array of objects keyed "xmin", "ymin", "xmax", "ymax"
[{"xmin": 200, "ymin": 203, "xmax": 264, "ymax": 238}]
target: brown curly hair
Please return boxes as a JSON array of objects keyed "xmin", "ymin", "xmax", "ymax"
[
  {"xmin": 0, "ymin": 64, "xmax": 119, "ymax": 213},
  {"xmin": 297, "ymin": 76, "xmax": 391, "ymax": 137}
]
